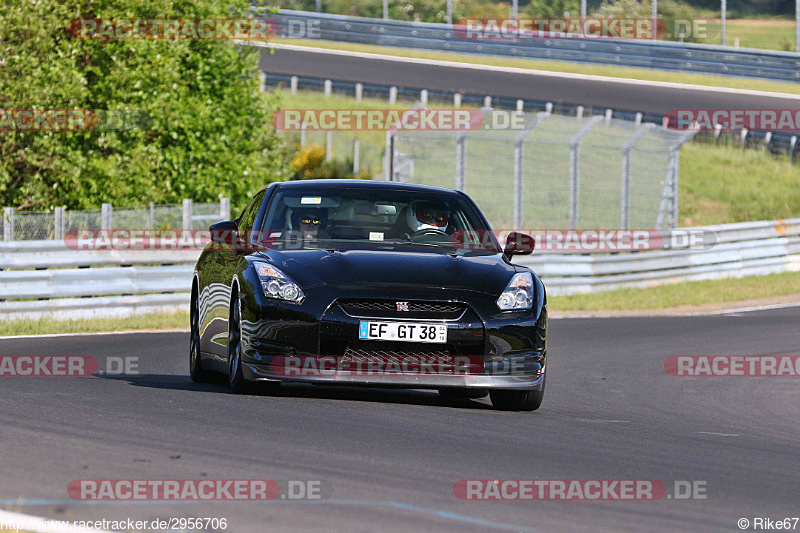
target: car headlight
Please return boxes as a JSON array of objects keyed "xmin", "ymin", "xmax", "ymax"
[
  {"xmin": 496, "ymin": 272, "xmax": 534, "ymax": 311},
  {"xmin": 253, "ymin": 261, "xmax": 305, "ymax": 304}
]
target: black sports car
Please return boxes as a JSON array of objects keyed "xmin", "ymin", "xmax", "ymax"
[{"xmin": 190, "ymin": 180, "xmax": 547, "ymax": 411}]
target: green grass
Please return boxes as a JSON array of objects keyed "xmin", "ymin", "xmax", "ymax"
[
  {"xmin": 679, "ymin": 142, "xmax": 800, "ymax": 226},
  {"xmin": 272, "ymin": 38, "xmax": 800, "ymax": 95},
  {"xmin": 696, "ymin": 18, "xmax": 797, "ymax": 51},
  {"xmin": 550, "ymin": 270, "xmax": 800, "ymax": 311},
  {"xmin": 280, "ymin": 89, "xmax": 800, "ymax": 226},
  {"xmin": 0, "ymin": 312, "xmax": 189, "ymax": 337}
]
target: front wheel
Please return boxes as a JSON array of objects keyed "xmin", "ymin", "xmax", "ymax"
[
  {"xmin": 490, "ymin": 373, "xmax": 546, "ymax": 412},
  {"xmin": 227, "ymin": 294, "xmax": 249, "ymax": 394},
  {"xmin": 189, "ymin": 291, "xmax": 213, "ymax": 383}
]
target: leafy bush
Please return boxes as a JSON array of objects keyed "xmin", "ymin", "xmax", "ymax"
[
  {"xmin": 593, "ymin": 0, "xmax": 701, "ymax": 42},
  {"xmin": 288, "ymin": 143, "xmax": 373, "ymax": 180},
  {"xmin": 0, "ymin": 0, "xmax": 289, "ymax": 210},
  {"xmin": 266, "ymin": 0, "xmax": 576, "ymax": 22}
]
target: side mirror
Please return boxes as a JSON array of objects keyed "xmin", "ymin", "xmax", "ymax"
[
  {"xmin": 210, "ymin": 220, "xmax": 241, "ymax": 247},
  {"xmin": 504, "ymin": 232, "xmax": 535, "ymax": 257}
]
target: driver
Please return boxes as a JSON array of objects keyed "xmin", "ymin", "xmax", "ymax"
[
  {"xmin": 406, "ymin": 201, "xmax": 450, "ymax": 234},
  {"xmin": 291, "ymin": 208, "xmax": 329, "ymax": 240}
]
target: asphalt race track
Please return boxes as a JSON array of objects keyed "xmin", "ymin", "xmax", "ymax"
[
  {"xmin": 1, "ymin": 306, "xmax": 798, "ymax": 532},
  {"xmin": 259, "ymin": 46, "xmax": 800, "ymax": 120}
]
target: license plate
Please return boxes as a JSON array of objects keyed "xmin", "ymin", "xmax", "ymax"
[{"xmin": 359, "ymin": 321, "xmax": 447, "ymax": 343}]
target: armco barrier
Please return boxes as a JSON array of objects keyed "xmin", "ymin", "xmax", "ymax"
[
  {"xmin": 268, "ymin": 10, "xmax": 800, "ymax": 82},
  {"xmin": 0, "ymin": 219, "xmax": 798, "ymax": 320}
]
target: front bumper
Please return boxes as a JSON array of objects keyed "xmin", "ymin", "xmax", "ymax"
[
  {"xmin": 239, "ymin": 289, "xmax": 547, "ymax": 391},
  {"xmin": 242, "ymin": 358, "xmax": 545, "ymax": 390}
]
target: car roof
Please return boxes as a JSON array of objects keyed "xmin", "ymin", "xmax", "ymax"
[{"xmin": 274, "ymin": 179, "xmax": 461, "ymax": 195}]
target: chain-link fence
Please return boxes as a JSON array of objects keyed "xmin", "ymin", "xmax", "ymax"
[
  {"xmin": 390, "ymin": 111, "xmax": 697, "ymax": 230},
  {"xmin": 2, "ymin": 199, "xmax": 231, "ymax": 241}
]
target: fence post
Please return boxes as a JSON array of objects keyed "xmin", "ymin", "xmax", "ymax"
[
  {"xmin": 325, "ymin": 130, "xmax": 332, "ymax": 162},
  {"xmin": 290, "ymin": 76, "xmax": 298, "ymax": 94},
  {"xmin": 182, "ymin": 199, "xmax": 192, "ymax": 231},
  {"xmin": 420, "ymin": 89, "xmax": 428, "ymax": 107},
  {"xmin": 54, "ymin": 207, "xmax": 65, "ymax": 240},
  {"xmin": 149, "ymin": 202, "xmax": 155, "ymax": 229},
  {"xmin": 3, "ymin": 207, "xmax": 14, "ymax": 241},
  {"xmin": 389, "ymin": 86, "xmax": 397, "ymax": 105},
  {"xmin": 569, "ymin": 147, "xmax": 579, "ymax": 229},
  {"xmin": 568, "ymin": 115, "xmax": 603, "ymax": 229},
  {"xmin": 516, "ymin": 99, "xmax": 524, "ymax": 112},
  {"xmin": 454, "ymin": 93, "xmax": 462, "ymax": 108},
  {"xmin": 353, "ymin": 138, "xmax": 360, "ymax": 175},
  {"xmin": 455, "ymin": 134, "xmax": 466, "ymax": 191},
  {"xmin": 670, "ymin": 149, "xmax": 679, "ymax": 228},
  {"xmin": 355, "ymin": 83, "xmax": 363, "ymax": 102},
  {"xmin": 513, "ymin": 139, "xmax": 524, "ymax": 230},
  {"xmin": 300, "ymin": 122, "xmax": 307, "ymax": 147},
  {"xmin": 483, "ymin": 96, "xmax": 492, "ymax": 108},
  {"xmin": 220, "ymin": 197, "xmax": 231, "ymax": 221},
  {"xmin": 259, "ymin": 71, "xmax": 266, "ymax": 92},
  {"xmin": 324, "ymin": 79, "xmax": 332, "ymax": 98},
  {"xmin": 620, "ymin": 123, "xmax": 655, "ymax": 230},
  {"xmin": 384, "ymin": 131, "xmax": 392, "ymax": 180},
  {"xmin": 621, "ymin": 148, "xmax": 631, "ymax": 230},
  {"xmin": 101, "ymin": 203, "xmax": 112, "ymax": 230}
]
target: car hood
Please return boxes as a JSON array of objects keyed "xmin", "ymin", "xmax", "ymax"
[{"xmin": 256, "ymin": 248, "xmax": 517, "ymax": 297}]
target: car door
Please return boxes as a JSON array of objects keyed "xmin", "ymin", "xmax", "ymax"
[{"xmin": 200, "ymin": 190, "xmax": 268, "ymax": 368}]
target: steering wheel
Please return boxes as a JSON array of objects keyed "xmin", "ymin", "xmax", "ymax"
[{"xmin": 409, "ymin": 228, "xmax": 449, "ymax": 239}]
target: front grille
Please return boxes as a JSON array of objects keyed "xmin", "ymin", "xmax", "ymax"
[
  {"xmin": 344, "ymin": 340, "xmax": 454, "ymax": 358},
  {"xmin": 337, "ymin": 299, "xmax": 466, "ymax": 320}
]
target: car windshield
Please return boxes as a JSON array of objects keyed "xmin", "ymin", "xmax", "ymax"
[{"xmin": 257, "ymin": 187, "xmax": 501, "ymax": 254}]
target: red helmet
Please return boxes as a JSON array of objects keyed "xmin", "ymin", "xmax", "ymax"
[{"xmin": 406, "ymin": 202, "xmax": 449, "ymax": 232}]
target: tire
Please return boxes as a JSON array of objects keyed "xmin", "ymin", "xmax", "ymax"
[
  {"xmin": 227, "ymin": 291, "xmax": 250, "ymax": 394},
  {"xmin": 437, "ymin": 388, "xmax": 488, "ymax": 399},
  {"xmin": 490, "ymin": 373, "xmax": 546, "ymax": 412},
  {"xmin": 189, "ymin": 288, "xmax": 213, "ymax": 383}
]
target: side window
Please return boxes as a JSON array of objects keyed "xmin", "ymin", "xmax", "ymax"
[{"xmin": 238, "ymin": 190, "xmax": 267, "ymax": 234}]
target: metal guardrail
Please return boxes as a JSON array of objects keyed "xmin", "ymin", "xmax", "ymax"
[
  {"xmin": 269, "ymin": 10, "xmax": 800, "ymax": 82},
  {"xmin": 1, "ymin": 219, "xmax": 798, "ymax": 319},
  {"xmin": 519, "ymin": 219, "xmax": 800, "ymax": 293}
]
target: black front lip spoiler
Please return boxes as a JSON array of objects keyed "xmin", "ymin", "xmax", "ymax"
[{"xmin": 241, "ymin": 359, "xmax": 545, "ymax": 391}]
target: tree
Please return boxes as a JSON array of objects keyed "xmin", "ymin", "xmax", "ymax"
[{"xmin": 0, "ymin": 0, "xmax": 289, "ymax": 210}]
